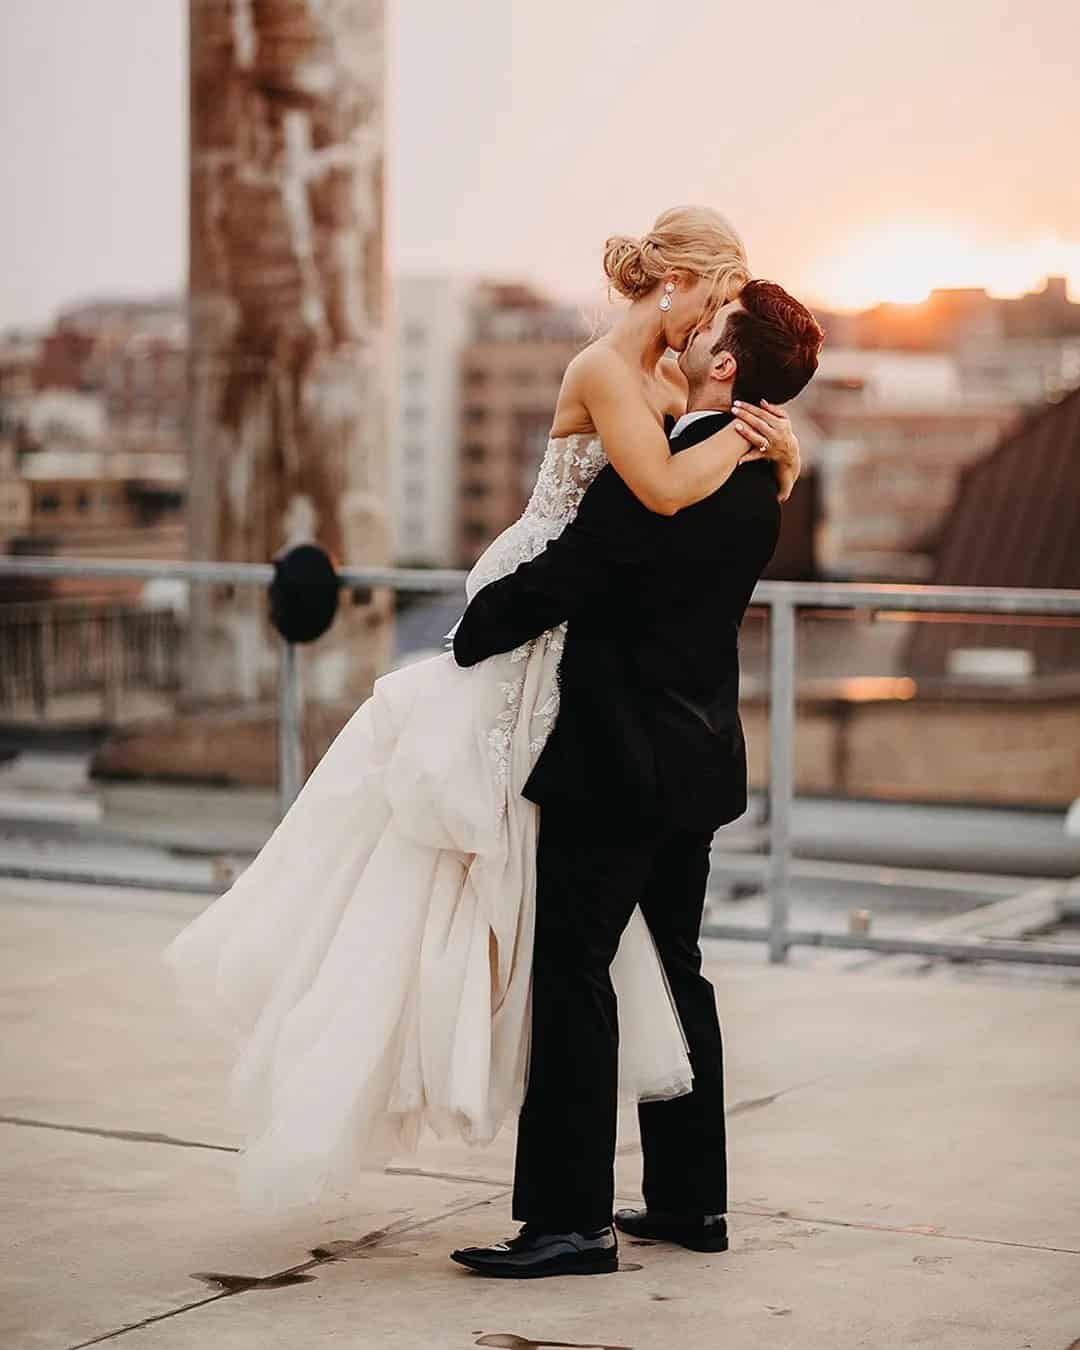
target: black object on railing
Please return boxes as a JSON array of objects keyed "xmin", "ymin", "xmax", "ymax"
[{"xmin": 268, "ymin": 544, "xmax": 341, "ymax": 644}]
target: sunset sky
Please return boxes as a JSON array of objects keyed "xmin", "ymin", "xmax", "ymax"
[{"xmin": 1, "ymin": 0, "xmax": 1078, "ymax": 328}]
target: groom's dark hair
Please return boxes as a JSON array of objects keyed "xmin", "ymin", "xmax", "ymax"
[{"xmin": 714, "ymin": 280, "xmax": 824, "ymax": 405}]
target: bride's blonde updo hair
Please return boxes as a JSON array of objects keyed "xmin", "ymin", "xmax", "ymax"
[{"xmin": 603, "ymin": 205, "xmax": 750, "ymax": 309}]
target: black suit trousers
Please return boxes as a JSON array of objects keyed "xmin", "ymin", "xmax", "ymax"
[{"xmin": 512, "ymin": 804, "xmax": 728, "ymax": 1232}]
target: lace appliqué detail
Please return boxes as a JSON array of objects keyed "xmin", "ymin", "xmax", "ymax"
[
  {"xmin": 528, "ymin": 624, "xmax": 565, "ymax": 753},
  {"xmin": 467, "ymin": 435, "xmax": 606, "ymax": 801},
  {"xmin": 523, "ymin": 434, "xmax": 608, "ymax": 528},
  {"xmin": 464, "ymin": 436, "xmax": 607, "ymax": 602},
  {"xmin": 486, "ymin": 624, "xmax": 567, "ymax": 798}
]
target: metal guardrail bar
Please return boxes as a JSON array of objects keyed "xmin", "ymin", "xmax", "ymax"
[
  {"xmin": 1, "ymin": 555, "xmax": 1078, "ymax": 968},
  {"xmin": 700, "ymin": 922, "xmax": 1080, "ymax": 967},
  {"xmin": 754, "ymin": 580, "xmax": 1080, "ymax": 615},
  {"xmin": 0, "ymin": 862, "xmax": 223, "ymax": 897},
  {"xmin": 3, "ymin": 557, "xmax": 1080, "ymax": 614},
  {"xmin": 0, "ymin": 556, "xmax": 469, "ymax": 594}
]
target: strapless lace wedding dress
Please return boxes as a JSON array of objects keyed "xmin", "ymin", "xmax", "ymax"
[{"xmin": 165, "ymin": 435, "xmax": 692, "ymax": 1212}]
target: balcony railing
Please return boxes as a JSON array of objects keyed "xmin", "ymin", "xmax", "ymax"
[
  {"xmin": 0, "ymin": 598, "xmax": 181, "ymax": 716},
  {"xmin": 1, "ymin": 555, "xmax": 1079, "ymax": 968}
]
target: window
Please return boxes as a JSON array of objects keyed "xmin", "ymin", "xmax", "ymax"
[
  {"xmin": 403, "ymin": 323, "xmax": 425, "ymax": 346},
  {"xmin": 404, "ymin": 405, "xmax": 424, "ymax": 427},
  {"xmin": 404, "ymin": 482, "xmax": 425, "ymax": 504},
  {"xmin": 38, "ymin": 494, "xmax": 60, "ymax": 514},
  {"xmin": 464, "ymin": 368, "xmax": 487, "ymax": 388},
  {"xmin": 462, "ymin": 482, "xmax": 490, "ymax": 500},
  {"xmin": 463, "ymin": 444, "xmax": 487, "ymax": 463},
  {"xmin": 404, "ymin": 444, "xmax": 425, "ymax": 464},
  {"xmin": 464, "ymin": 406, "xmax": 488, "ymax": 426}
]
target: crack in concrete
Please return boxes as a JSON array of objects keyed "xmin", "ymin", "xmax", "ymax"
[
  {"xmin": 191, "ymin": 1270, "xmax": 316, "ymax": 1293},
  {"xmin": 476, "ymin": 1336, "xmax": 633, "ymax": 1349},
  {"xmin": 4, "ymin": 1079, "xmax": 817, "ymax": 1162},
  {"xmin": 732, "ymin": 1203, "xmax": 1080, "ymax": 1256},
  {"xmin": 0, "ymin": 1114, "xmax": 238, "ymax": 1153},
  {"xmin": 728, "ymin": 1078, "xmax": 825, "ymax": 1116},
  {"xmin": 387, "ymin": 1164, "xmax": 512, "ymax": 1190},
  {"xmin": 64, "ymin": 1189, "xmax": 512, "ymax": 1349}
]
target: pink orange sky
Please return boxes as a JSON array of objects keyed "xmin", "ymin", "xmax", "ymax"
[{"xmin": 1, "ymin": 0, "xmax": 1078, "ymax": 327}]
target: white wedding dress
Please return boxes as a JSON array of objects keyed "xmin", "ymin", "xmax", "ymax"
[{"xmin": 166, "ymin": 434, "xmax": 692, "ymax": 1212}]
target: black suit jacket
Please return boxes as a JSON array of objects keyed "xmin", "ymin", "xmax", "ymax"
[{"xmin": 454, "ymin": 412, "xmax": 781, "ymax": 831}]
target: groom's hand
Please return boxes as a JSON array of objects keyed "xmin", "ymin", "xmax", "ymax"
[{"xmin": 732, "ymin": 400, "xmax": 801, "ymax": 503}]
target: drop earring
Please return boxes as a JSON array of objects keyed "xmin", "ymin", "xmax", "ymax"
[{"xmin": 659, "ymin": 281, "xmax": 675, "ymax": 312}]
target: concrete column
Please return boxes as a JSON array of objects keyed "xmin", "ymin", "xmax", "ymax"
[{"xmin": 188, "ymin": 0, "xmax": 389, "ymax": 707}]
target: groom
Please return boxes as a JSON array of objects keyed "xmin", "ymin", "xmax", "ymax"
[{"xmin": 450, "ymin": 281, "xmax": 824, "ymax": 1277}]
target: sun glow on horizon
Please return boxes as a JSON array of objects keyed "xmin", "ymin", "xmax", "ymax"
[{"xmin": 805, "ymin": 217, "xmax": 1080, "ymax": 313}]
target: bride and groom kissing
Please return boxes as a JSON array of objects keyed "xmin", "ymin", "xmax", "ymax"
[
  {"xmin": 449, "ymin": 275, "xmax": 823, "ymax": 1277},
  {"xmin": 164, "ymin": 206, "xmax": 823, "ymax": 1281}
]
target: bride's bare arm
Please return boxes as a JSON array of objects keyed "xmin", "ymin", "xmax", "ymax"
[{"xmin": 578, "ymin": 348, "xmax": 753, "ymax": 516}]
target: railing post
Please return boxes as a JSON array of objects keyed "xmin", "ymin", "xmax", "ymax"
[
  {"xmin": 767, "ymin": 595, "xmax": 796, "ymax": 964},
  {"xmin": 102, "ymin": 609, "xmax": 121, "ymax": 724},
  {"xmin": 277, "ymin": 639, "xmax": 304, "ymax": 819},
  {"xmin": 32, "ymin": 610, "xmax": 50, "ymax": 717}
]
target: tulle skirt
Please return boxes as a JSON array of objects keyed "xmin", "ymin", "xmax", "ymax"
[{"xmin": 165, "ymin": 631, "xmax": 692, "ymax": 1212}]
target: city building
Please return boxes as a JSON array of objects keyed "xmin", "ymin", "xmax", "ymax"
[
  {"xmin": 906, "ymin": 384, "xmax": 1080, "ymax": 680},
  {"xmin": 0, "ymin": 301, "xmax": 189, "ymax": 604},
  {"xmin": 799, "ymin": 349, "xmax": 1020, "ymax": 579},
  {"xmin": 0, "ymin": 337, "xmax": 41, "ymax": 471},
  {"xmin": 456, "ymin": 283, "xmax": 588, "ymax": 567},
  {"xmin": 955, "ymin": 335, "xmax": 1080, "ymax": 407},
  {"xmin": 0, "ymin": 471, "xmax": 185, "ymax": 607},
  {"xmin": 36, "ymin": 299, "xmax": 188, "ymax": 471},
  {"xmin": 391, "ymin": 276, "xmax": 471, "ymax": 567},
  {"xmin": 851, "ymin": 277, "xmax": 1080, "ymax": 353}
]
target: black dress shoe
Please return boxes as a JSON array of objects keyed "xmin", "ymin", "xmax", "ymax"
[
  {"xmin": 614, "ymin": 1208, "xmax": 728, "ymax": 1253},
  {"xmin": 450, "ymin": 1225, "xmax": 618, "ymax": 1278}
]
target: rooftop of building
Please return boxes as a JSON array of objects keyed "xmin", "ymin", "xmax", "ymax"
[
  {"xmin": 907, "ymin": 382, "xmax": 1080, "ymax": 674},
  {"xmin": 3, "ymin": 873, "xmax": 1076, "ymax": 1348}
]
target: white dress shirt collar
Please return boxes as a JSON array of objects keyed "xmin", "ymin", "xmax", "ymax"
[{"xmin": 670, "ymin": 408, "xmax": 730, "ymax": 441}]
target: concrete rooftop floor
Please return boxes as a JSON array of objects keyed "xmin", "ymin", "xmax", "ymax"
[{"xmin": 1, "ymin": 878, "xmax": 1078, "ymax": 1350}]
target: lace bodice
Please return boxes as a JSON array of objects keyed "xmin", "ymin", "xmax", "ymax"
[
  {"xmin": 523, "ymin": 433, "xmax": 608, "ymax": 526},
  {"xmin": 455, "ymin": 434, "xmax": 608, "ymax": 793},
  {"xmin": 465, "ymin": 435, "xmax": 607, "ymax": 600}
]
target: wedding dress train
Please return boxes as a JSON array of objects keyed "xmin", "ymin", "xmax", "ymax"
[{"xmin": 165, "ymin": 434, "xmax": 692, "ymax": 1211}]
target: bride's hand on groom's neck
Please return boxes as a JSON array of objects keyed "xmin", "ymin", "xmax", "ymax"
[{"xmin": 732, "ymin": 398, "xmax": 800, "ymax": 501}]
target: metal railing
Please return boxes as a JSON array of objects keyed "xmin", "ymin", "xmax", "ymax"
[
  {"xmin": 0, "ymin": 598, "xmax": 181, "ymax": 715},
  {"xmin": 2, "ymin": 555, "xmax": 1079, "ymax": 968}
]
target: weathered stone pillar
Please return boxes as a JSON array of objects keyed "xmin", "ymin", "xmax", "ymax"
[{"xmin": 188, "ymin": 0, "xmax": 389, "ymax": 707}]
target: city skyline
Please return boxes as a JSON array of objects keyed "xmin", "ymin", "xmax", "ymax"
[{"xmin": 1, "ymin": 0, "xmax": 1078, "ymax": 327}]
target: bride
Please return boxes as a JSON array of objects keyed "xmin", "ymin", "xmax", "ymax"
[{"xmin": 166, "ymin": 205, "xmax": 800, "ymax": 1211}]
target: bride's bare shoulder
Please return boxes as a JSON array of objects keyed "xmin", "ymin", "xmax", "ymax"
[
  {"xmin": 551, "ymin": 342, "xmax": 631, "ymax": 436},
  {"xmin": 564, "ymin": 341, "xmax": 639, "ymax": 400},
  {"xmin": 564, "ymin": 339, "xmax": 622, "ymax": 383}
]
